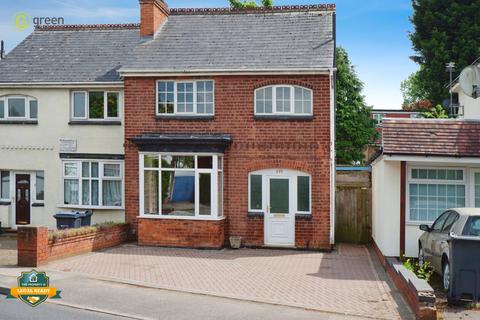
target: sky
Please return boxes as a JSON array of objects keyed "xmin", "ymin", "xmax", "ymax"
[{"xmin": 0, "ymin": 0, "xmax": 417, "ymax": 109}]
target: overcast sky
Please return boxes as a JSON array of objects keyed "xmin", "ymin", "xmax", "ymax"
[{"xmin": 0, "ymin": 0, "xmax": 417, "ymax": 109}]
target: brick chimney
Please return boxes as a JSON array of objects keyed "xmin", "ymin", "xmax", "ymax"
[{"xmin": 139, "ymin": 0, "xmax": 169, "ymax": 38}]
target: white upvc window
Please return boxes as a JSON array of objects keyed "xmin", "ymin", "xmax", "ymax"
[
  {"xmin": 156, "ymin": 80, "xmax": 214, "ymax": 116},
  {"xmin": 71, "ymin": 91, "xmax": 121, "ymax": 121},
  {"xmin": 139, "ymin": 153, "xmax": 223, "ymax": 219},
  {"xmin": 254, "ymin": 85, "xmax": 312, "ymax": 116},
  {"xmin": 0, "ymin": 170, "xmax": 10, "ymax": 201},
  {"xmin": 407, "ymin": 167, "xmax": 466, "ymax": 223},
  {"xmin": 0, "ymin": 95, "xmax": 38, "ymax": 120},
  {"xmin": 33, "ymin": 171, "xmax": 45, "ymax": 203},
  {"xmin": 63, "ymin": 160, "xmax": 123, "ymax": 209},
  {"xmin": 248, "ymin": 169, "xmax": 311, "ymax": 214},
  {"xmin": 372, "ymin": 113, "xmax": 385, "ymax": 126}
]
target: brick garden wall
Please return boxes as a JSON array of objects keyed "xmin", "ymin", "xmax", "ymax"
[
  {"xmin": 372, "ymin": 241, "xmax": 437, "ymax": 320},
  {"xmin": 17, "ymin": 225, "xmax": 129, "ymax": 267},
  {"xmin": 124, "ymin": 75, "xmax": 332, "ymax": 249}
]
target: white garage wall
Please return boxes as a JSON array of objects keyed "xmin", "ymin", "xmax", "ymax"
[{"xmin": 372, "ymin": 157, "xmax": 401, "ymax": 257}]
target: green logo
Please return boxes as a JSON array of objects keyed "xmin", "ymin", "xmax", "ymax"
[
  {"xmin": 7, "ymin": 270, "xmax": 61, "ymax": 307},
  {"xmin": 12, "ymin": 12, "xmax": 31, "ymax": 32}
]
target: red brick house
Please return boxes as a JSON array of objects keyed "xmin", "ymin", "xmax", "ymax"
[{"xmin": 121, "ymin": 0, "xmax": 336, "ymax": 249}]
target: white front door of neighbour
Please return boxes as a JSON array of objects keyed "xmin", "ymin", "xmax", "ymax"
[{"xmin": 264, "ymin": 176, "xmax": 295, "ymax": 246}]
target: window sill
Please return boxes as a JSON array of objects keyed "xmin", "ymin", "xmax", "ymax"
[
  {"xmin": 68, "ymin": 120, "xmax": 122, "ymax": 126},
  {"xmin": 0, "ymin": 201, "xmax": 11, "ymax": 205},
  {"xmin": 296, "ymin": 213, "xmax": 312, "ymax": 220},
  {"xmin": 138, "ymin": 215, "xmax": 225, "ymax": 221},
  {"xmin": 247, "ymin": 211, "xmax": 264, "ymax": 218},
  {"xmin": 155, "ymin": 115, "xmax": 214, "ymax": 121},
  {"xmin": 254, "ymin": 115, "xmax": 313, "ymax": 121},
  {"xmin": 0, "ymin": 120, "xmax": 38, "ymax": 125},
  {"xmin": 59, "ymin": 205, "xmax": 124, "ymax": 210},
  {"xmin": 32, "ymin": 203, "xmax": 44, "ymax": 207}
]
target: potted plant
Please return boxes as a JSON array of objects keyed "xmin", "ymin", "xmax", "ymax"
[{"xmin": 229, "ymin": 236, "xmax": 242, "ymax": 249}]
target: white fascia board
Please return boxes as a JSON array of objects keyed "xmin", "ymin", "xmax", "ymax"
[
  {"xmin": 0, "ymin": 82, "xmax": 124, "ymax": 88},
  {"xmin": 119, "ymin": 68, "xmax": 336, "ymax": 77},
  {"xmin": 384, "ymin": 154, "xmax": 480, "ymax": 164}
]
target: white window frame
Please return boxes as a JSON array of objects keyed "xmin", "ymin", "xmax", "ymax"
[
  {"xmin": 372, "ymin": 113, "xmax": 385, "ymax": 126},
  {"xmin": 407, "ymin": 166, "xmax": 466, "ymax": 224},
  {"xmin": 155, "ymin": 80, "xmax": 215, "ymax": 116},
  {"xmin": 33, "ymin": 171, "xmax": 45, "ymax": 204},
  {"xmin": 0, "ymin": 95, "xmax": 38, "ymax": 120},
  {"xmin": 0, "ymin": 170, "xmax": 11, "ymax": 201},
  {"xmin": 62, "ymin": 160, "xmax": 124, "ymax": 209},
  {"xmin": 248, "ymin": 169, "xmax": 312, "ymax": 214},
  {"xmin": 254, "ymin": 85, "xmax": 313, "ymax": 116},
  {"xmin": 139, "ymin": 153, "xmax": 223, "ymax": 220},
  {"xmin": 71, "ymin": 91, "xmax": 121, "ymax": 121}
]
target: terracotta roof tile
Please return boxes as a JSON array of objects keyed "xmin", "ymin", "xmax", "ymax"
[{"xmin": 382, "ymin": 118, "xmax": 480, "ymax": 157}]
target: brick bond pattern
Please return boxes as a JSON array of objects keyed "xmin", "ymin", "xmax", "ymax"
[
  {"xmin": 17, "ymin": 225, "xmax": 129, "ymax": 267},
  {"xmin": 124, "ymin": 75, "xmax": 332, "ymax": 249},
  {"xmin": 47, "ymin": 244, "xmax": 404, "ymax": 319}
]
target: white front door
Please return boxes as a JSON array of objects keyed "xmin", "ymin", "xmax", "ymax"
[{"xmin": 264, "ymin": 176, "xmax": 294, "ymax": 246}]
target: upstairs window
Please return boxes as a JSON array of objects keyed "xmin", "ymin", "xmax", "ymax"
[
  {"xmin": 0, "ymin": 96, "xmax": 38, "ymax": 120},
  {"xmin": 71, "ymin": 91, "xmax": 120, "ymax": 121},
  {"xmin": 255, "ymin": 85, "xmax": 312, "ymax": 116},
  {"xmin": 157, "ymin": 80, "xmax": 214, "ymax": 116}
]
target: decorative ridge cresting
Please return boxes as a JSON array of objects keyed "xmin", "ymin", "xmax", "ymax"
[
  {"xmin": 170, "ymin": 4, "xmax": 336, "ymax": 15},
  {"xmin": 35, "ymin": 23, "xmax": 140, "ymax": 31}
]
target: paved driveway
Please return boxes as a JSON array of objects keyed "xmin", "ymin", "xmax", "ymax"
[
  {"xmin": 46, "ymin": 244, "xmax": 412, "ymax": 319},
  {"xmin": 0, "ymin": 235, "xmax": 17, "ymax": 266}
]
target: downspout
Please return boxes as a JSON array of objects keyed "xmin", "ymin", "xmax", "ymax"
[{"xmin": 329, "ymin": 11, "xmax": 337, "ymax": 246}]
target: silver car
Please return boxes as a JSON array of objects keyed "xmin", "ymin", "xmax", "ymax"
[{"xmin": 418, "ymin": 208, "xmax": 480, "ymax": 292}]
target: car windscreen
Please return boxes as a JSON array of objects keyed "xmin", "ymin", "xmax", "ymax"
[{"xmin": 462, "ymin": 216, "xmax": 480, "ymax": 236}]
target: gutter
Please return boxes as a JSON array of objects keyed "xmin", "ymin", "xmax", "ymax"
[
  {"xmin": 0, "ymin": 82, "xmax": 124, "ymax": 88},
  {"xmin": 119, "ymin": 68, "xmax": 336, "ymax": 77}
]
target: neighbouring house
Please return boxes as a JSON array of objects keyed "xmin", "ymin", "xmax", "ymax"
[
  {"xmin": 121, "ymin": 1, "xmax": 336, "ymax": 249},
  {"xmin": 0, "ymin": 0, "xmax": 336, "ymax": 250},
  {"xmin": 0, "ymin": 24, "xmax": 140, "ymax": 229},
  {"xmin": 372, "ymin": 85, "xmax": 480, "ymax": 257}
]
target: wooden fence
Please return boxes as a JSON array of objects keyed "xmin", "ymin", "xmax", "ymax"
[{"xmin": 335, "ymin": 169, "xmax": 372, "ymax": 244}]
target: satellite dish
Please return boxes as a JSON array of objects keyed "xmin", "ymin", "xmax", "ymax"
[{"xmin": 459, "ymin": 65, "xmax": 480, "ymax": 98}]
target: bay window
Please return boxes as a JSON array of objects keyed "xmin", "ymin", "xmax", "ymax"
[
  {"xmin": 140, "ymin": 154, "xmax": 223, "ymax": 219},
  {"xmin": 71, "ymin": 91, "xmax": 120, "ymax": 121},
  {"xmin": 0, "ymin": 96, "xmax": 38, "ymax": 120},
  {"xmin": 408, "ymin": 168, "xmax": 465, "ymax": 223},
  {"xmin": 255, "ymin": 85, "xmax": 312, "ymax": 116},
  {"xmin": 156, "ymin": 80, "xmax": 214, "ymax": 116},
  {"xmin": 63, "ymin": 161, "xmax": 123, "ymax": 208}
]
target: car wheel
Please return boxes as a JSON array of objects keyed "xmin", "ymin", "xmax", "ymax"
[
  {"xmin": 443, "ymin": 260, "xmax": 451, "ymax": 292},
  {"xmin": 418, "ymin": 246, "xmax": 425, "ymax": 267}
]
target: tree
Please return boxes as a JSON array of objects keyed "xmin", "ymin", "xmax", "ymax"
[
  {"xmin": 229, "ymin": 0, "xmax": 273, "ymax": 8},
  {"xmin": 407, "ymin": 0, "xmax": 480, "ymax": 105},
  {"xmin": 400, "ymin": 71, "xmax": 430, "ymax": 109},
  {"xmin": 336, "ymin": 47, "xmax": 378, "ymax": 164},
  {"xmin": 421, "ymin": 104, "xmax": 449, "ymax": 119}
]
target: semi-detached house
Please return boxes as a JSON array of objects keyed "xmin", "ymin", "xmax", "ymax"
[{"xmin": 0, "ymin": 0, "xmax": 336, "ymax": 250}]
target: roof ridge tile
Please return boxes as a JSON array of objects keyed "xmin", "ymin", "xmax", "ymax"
[
  {"xmin": 170, "ymin": 4, "xmax": 335, "ymax": 15},
  {"xmin": 35, "ymin": 23, "xmax": 140, "ymax": 31}
]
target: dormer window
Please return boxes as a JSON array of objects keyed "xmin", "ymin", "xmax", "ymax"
[
  {"xmin": 255, "ymin": 85, "xmax": 312, "ymax": 116},
  {"xmin": 0, "ymin": 95, "xmax": 38, "ymax": 121},
  {"xmin": 156, "ymin": 80, "xmax": 214, "ymax": 116}
]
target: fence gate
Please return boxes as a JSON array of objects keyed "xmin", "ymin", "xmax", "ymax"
[{"xmin": 335, "ymin": 169, "xmax": 372, "ymax": 244}]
